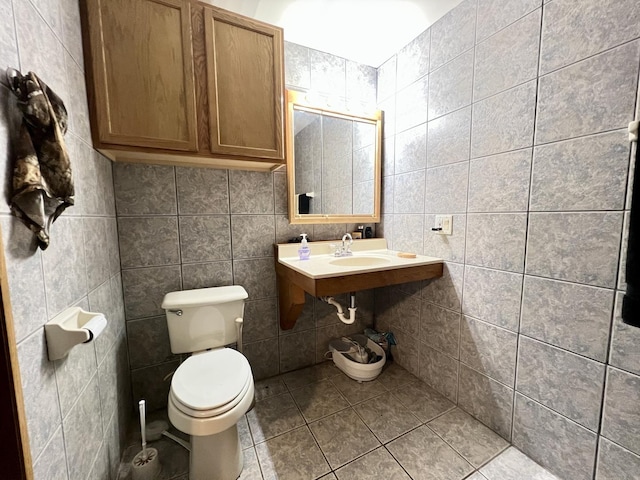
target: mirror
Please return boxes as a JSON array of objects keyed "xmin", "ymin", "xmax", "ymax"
[{"xmin": 286, "ymin": 90, "xmax": 382, "ymax": 224}]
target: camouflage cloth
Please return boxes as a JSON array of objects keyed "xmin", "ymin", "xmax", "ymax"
[{"xmin": 7, "ymin": 69, "xmax": 74, "ymax": 250}]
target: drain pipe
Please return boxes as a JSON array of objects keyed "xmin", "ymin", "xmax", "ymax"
[{"xmin": 322, "ymin": 292, "xmax": 357, "ymax": 324}]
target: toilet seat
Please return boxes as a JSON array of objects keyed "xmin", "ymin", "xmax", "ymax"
[{"xmin": 170, "ymin": 348, "xmax": 252, "ymax": 419}]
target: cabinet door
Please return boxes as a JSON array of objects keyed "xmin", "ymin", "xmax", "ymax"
[
  {"xmin": 204, "ymin": 7, "xmax": 285, "ymax": 160},
  {"xmin": 86, "ymin": 0, "xmax": 198, "ymax": 151}
]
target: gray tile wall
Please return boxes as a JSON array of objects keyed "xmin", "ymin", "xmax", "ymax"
[
  {"xmin": 375, "ymin": 0, "xmax": 640, "ymax": 478},
  {"xmin": 114, "ymin": 42, "xmax": 377, "ymax": 410},
  {"xmin": 7, "ymin": 1, "xmax": 636, "ymax": 478},
  {"xmin": 0, "ymin": 1, "xmax": 130, "ymax": 479}
]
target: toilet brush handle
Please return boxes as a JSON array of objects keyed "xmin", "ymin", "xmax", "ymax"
[{"xmin": 139, "ymin": 400, "xmax": 148, "ymax": 458}]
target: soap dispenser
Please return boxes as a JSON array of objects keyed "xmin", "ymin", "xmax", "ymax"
[{"xmin": 298, "ymin": 233, "xmax": 310, "ymax": 260}]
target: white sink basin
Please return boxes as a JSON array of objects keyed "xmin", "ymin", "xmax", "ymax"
[
  {"xmin": 276, "ymin": 238, "xmax": 443, "ymax": 279},
  {"xmin": 329, "ymin": 256, "xmax": 391, "ymax": 267}
]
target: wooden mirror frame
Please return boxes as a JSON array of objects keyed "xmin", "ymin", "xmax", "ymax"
[{"xmin": 285, "ymin": 89, "xmax": 382, "ymax": 224}]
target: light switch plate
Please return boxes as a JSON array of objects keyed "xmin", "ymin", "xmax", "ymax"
[{"xmin": 434, "ymin": 215, "xmax": 453, "ymax": 235}]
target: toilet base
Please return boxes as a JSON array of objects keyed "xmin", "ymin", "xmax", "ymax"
[{"xmin": 189, "ymin": 425, "xmax": 243, "ymax": 480}]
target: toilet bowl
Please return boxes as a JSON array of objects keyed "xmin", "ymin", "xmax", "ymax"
[
  {"xmin": 162, "ymin": 286, "xmax": 254, "ymax": 480},
  {"xmin": 168, "ymin": 348, "xmax": 254, "ymax": 479},
  {"xmin": 169, "ymin": 348, "xmax": 253, "ymax": 433}
]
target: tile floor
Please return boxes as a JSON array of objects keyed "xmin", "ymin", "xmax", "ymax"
[{"xmin": 117, "ymin": 361, "xmax": 560, "ymax": 480}]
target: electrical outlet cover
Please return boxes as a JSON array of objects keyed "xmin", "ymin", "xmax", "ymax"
[{"xmin": 434, "ymin": 215, "xmax": 453, "ymax": 235}]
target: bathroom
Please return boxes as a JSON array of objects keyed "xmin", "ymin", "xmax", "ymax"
[{"xmin": 0, "ymin": 0, "xmax": 639, "ymax": 479}]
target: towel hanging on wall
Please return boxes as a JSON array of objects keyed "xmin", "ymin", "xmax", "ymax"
[
  {"xmin": 623, "ymin": 120, "xmax": 640, "ymax": 327},
  {"xmin": 6, "ymin": 69, "xmax": 74, "ymax": 250}
]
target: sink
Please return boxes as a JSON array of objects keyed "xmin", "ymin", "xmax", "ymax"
[
  {"xmin": 276, "ymin": 239, "xmax": 442, "ymax": 279},
  {"xmin": 274, "ymin": 238, "xmax": 444, "ymax": 330},
  {"xmin": 329, "ymin": 256, "xmax": 391, "ymax": 267}
]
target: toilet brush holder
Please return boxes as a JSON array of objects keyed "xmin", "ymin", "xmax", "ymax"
[
  {"xmin": 132, "ymin": 448, "xmax": 160, "ymax": 480},
  {"xmin": 132, "ymin": 400, "xmax": 161, "ymax": 480}
]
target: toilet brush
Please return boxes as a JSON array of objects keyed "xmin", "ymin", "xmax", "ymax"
[{"xmin": 132, "ymin": 400, "xmax": 160, "ymax": 480}]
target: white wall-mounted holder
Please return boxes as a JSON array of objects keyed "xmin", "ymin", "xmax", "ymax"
[
  {"xmin": 44, "ymin": 307, "xmax": 107, "ymax": 361},
  {"xmin": 432, "ymin": 215, "xmax": 453, "ymax": 235}
]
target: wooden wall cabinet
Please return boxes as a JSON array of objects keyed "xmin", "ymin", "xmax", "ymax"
[{"xmin": 81, "ymin": 0, "xmax": 285, "ymax": 171}]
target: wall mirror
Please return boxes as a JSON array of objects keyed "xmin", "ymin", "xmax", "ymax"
[{"xmin": 286, "ymin": 89, "xmax": 382, "ymax": 224}]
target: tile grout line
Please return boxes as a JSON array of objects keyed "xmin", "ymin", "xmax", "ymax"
[
  {"xmin": 423, "ymin": 420, "xmax": 500, "ymax": 473},
  {"xmin": 539, "ymin": 35, "xmax": 640, "ymax": 79},
  {"xmin": 381, "ymin": 443, "xmax": 415, "ymax": 479},
  {"xmin": 457, "ymin": 0, "xmax": 480, "ymax": 415},
  {"xmin": 612, "ymin": 36, "xmax": 640, "ymax": 480},
  {"xmin": 475, "ymin": 3, "xmax": 539, "ymax": 48},
  {"xmin": 171, "ymin": 167, "xmax": 184, "ymax": 292},
  {"xmin": 457, "ymin": 263, "xmax": 620, "ymax": 292},
  {"xmin": 508, "ymin": 2, "xmax": 546, "ymax": 444},
  {"xmin": 590, "ymin": 36, "xmax": 640, "ymax": 480},
  {"xmin": 288, "ymin": 372, "xmax": 380, "ymax": 475},
  {"xmin": 515, "ymin": 390, "xmax": 603, "ymax": 435}
]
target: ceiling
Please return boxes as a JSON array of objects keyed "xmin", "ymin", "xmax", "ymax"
[{"xmin": 207, "ymin": 0, "xmax": 463, "ymax": 67}]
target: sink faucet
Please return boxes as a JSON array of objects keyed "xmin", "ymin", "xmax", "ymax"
[
  {"xmin": 331, "ymin": 234, "xmax": 354, "ymax": 256},
  {"xmin": 337, "ymin": 233, "xmax": 353, "ymax": 257}
]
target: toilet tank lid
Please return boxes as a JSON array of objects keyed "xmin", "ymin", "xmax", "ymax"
[{"xmin": 162, "ymin": 286, "xmax": 248, "ymax": 309}]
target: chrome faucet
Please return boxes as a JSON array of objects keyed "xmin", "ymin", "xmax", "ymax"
[{"xmin": 334, "ymin": 233, "xmax": 353, "ymax": 257}]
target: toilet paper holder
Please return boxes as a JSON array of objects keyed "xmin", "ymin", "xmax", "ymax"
[{"xmin": 44, "ymin": 307, "xmax": 108, "ymax": 361}]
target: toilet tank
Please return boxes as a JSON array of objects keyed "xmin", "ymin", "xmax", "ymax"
[{"xmin": 162, "ymin": 286, "xmax": 248, "ymax": 354}]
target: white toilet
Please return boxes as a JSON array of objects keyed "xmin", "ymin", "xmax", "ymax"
[{"xmin": 162, "ymin": 285, "xmax": 255, "ymax": 480}]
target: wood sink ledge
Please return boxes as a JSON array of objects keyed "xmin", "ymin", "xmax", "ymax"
[{"xmin": 274, "ymin": 239, "xmax": 443, "ymax": 330}]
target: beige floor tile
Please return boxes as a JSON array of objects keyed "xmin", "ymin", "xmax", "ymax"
[
  {"xmin": 115, "ymin": 367, "xmax": 559, "ymax": 480},
  {"xmin": 239, "ymin": 415, "xmax": 254, "ymax": 449},
  {"xmin": 281, "ymin": 362, "xmax": 341, "ymax": 389},
  {"xmin": 335, "ymin": 447, "xmax": 411, "ymax": 479},
  {"xmin": 466, "ymin": 473, "xmax": 489, "ymax": 480},
  {"xmin": 354, "ymin": 392, "xmax": 421, "ymax": 443},
  {"xmin": 387, "ymin": 425, "xmax": 474, "ymax": 480},
  {"xmin": 480, "ymin": 447, "xmax": 560, "ymax": 480},
  {"xmin": 255, "ymin": 426, "xmax": 331, "ymax": 480},
  {"xmin": 330, "ymin": 372, "xmax": 388, "ymax": 405},
  {"xmin": 290, "ymin": 380, "xmax": 350, "ymax": 422},
  {"xmin": 246, "ymin": 392, "xmax": 305, "ymax": 443},
  {"xmin": 377, "ymin": 362, "xmax": 421, "ymax": 390},
  {"xmin": 428, "ymin": 408, "xmax": 509, "ymax": 467},
  {"xmin": 393, "ymin": 379, "xmax": 456, "ymax": 422},
  {"xmin": 254, "ymin": 377, "xmax": 288, "ymax": 401},
  {"xmin": 239, "ymin": 447, "xmax": 264, "ymax": 480},
  {"xmin": 310, "ymin": 409, "xmax": 381, "ymax": 469}
]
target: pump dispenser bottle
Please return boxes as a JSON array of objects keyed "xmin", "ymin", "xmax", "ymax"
[{"xmin": 298, "ymin": 233, "xmax": 310, "ymax": 260}]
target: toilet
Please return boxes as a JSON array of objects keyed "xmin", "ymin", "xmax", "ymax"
[{"xmin": 162, "ymin": 285, "xmax": 255, "ymax": 480}]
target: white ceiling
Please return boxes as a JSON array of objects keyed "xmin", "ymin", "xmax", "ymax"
[{"xmin": 207, "ymin": 0, "xmax": 463, "ymax": 67}]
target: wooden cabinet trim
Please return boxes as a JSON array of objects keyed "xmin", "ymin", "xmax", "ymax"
[
  {"xmin": 86, "ymin": 0, "xmax": 199, "ymax": 152},
  {"xmin": 83, "ymin": 0, "xmax": 286, "ymax": 169},
  {"xmin": 274, "ymin": 258, "xmax": 444, "ymax": 330},
  {"xmin": 101, "ymin": 146, "xmax": 285, "ymax": 172},
  {"xmin": 203, "ymin": 5, "xmax": 285, "ymax": 160},
  {"xmin": 191, "ymin": 4, "xmax": 211, "ymax": 153}
]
